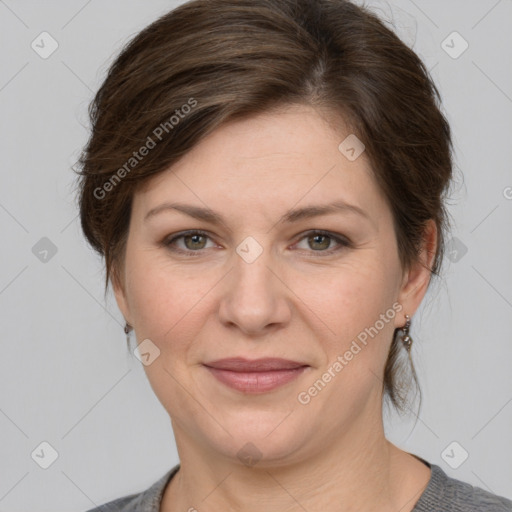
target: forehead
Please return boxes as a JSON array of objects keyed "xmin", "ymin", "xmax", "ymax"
[{"xmin": 133, "ymin": 105, "xmax": 387, "ymax": 225}]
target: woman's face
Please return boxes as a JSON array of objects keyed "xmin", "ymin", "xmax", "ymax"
[{"xmin": 114, "ymin": 104, "xmax": 433, "ymax": 465}]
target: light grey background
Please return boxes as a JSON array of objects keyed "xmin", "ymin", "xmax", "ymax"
[{"xmin": 0, "ymin": 0, "xmax": 511, "ymax": 510}]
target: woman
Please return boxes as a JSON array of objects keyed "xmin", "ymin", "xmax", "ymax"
[{"xmin": 77, "ymin": 0, "xmax": 512, "ymax": 510}]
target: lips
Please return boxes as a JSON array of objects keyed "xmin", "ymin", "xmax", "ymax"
[
  {"xmin": 203, "ymin": 358, "xmax": 309, "ymax": 393},
  {"xmin": 204, "ymin": 357, "xmax": 307, "ymax": 372}
]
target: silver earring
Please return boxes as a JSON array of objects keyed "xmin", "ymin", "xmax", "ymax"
[
  {"xmin": 401, "ymin": 314, "xmax": 413, "ymax": 351},
  {"xmin": 124, "ymin": 322, "xmax": 133, "ymax": 344}
]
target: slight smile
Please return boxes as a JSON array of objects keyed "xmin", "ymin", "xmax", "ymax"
[{"xmin": 203, "ymin": 357, "xmax": 310, "ymax": 394}]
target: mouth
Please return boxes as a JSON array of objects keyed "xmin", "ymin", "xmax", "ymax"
[{"xmin": 203, "ymin": 357, "xmax": 310, "ymax": 393}]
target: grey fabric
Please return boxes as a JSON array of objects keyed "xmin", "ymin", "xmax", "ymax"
[
  {"xmin": 413, "ymin": 462, "xmax": 512, "ymax": 511},
  {"xmin": 86, "ymin": 460, "xmax": 512, "ymax": 511},
  {"xmin": 85, "ymin": 465, "xmax": 179, "ymax": 512}
]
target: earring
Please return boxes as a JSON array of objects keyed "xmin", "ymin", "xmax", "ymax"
[
  {"xmin": 124, "ymin": 322, "xmax": 133, "ymax": 344},
  {"xmin": 401, "ymin": 314, "xmax": 413, "ymax": 351}
]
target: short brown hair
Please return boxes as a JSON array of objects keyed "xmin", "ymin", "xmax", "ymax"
[{"xmin": 74, "ymin": 0, "xmax": 454, "ymax": 414}]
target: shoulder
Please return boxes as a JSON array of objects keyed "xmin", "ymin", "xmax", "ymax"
[
  {"xmin": 83, "ymin": 465, "xmax": 179, "ymax": 512},
  {"xmin": 414, "ymin": 463, "xmax": 512, "ymax": 512}
]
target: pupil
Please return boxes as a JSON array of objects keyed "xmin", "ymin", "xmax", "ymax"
[
  {"xmin": 310, "ymin": 234, "xmax": 329, "ymax": 250},
  {"xmin": 187, "ymin": 234, "xmax": 205, "ymax": 249}
]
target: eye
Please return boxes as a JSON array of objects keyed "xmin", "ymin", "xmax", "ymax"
[
  {"xmin": 163, "ymin": 230, "xmax": 217, "ymax": 255},
  {"xmin": 293, "ymin": 230, "xmax": 350, "ymax": 255}
]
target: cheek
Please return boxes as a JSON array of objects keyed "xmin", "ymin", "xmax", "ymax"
[
  {"xmin": 126, "ymin": 259, "xmax": 213, "ymax": 408},
  {"xmin": 305, "ymin": 257, "xmax": 395, "ymax": 325},
  {"xmin": 126, "ymin": 254, "xmax": 216, "ymax": 349},
  {"xmin": 299, "ymin": 255, "xmax": 400, "ymax": 365}
]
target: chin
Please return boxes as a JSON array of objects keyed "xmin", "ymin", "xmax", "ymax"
[{"xmin": 212, "ymin": 411, "xmax": 315, "ymax": 467}]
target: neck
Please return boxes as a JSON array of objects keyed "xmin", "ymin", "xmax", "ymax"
[{"xmin": 162, "ymin": 404, "xmax": 429, "ymax": 511}]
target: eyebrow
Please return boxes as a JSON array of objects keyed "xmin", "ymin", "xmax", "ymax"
[{"xmin": 144, "ymin": 200, "xmax": 372, "ymax": 227}]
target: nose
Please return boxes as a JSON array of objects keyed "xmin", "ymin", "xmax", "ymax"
[{"xmin": 218, "ymin": 245, "xmax": 292, "ymax": 337}]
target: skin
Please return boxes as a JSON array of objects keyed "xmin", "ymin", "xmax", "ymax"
[{"xmin": 113, "ymin": 104, "xmax": 436, "ymax": 512}]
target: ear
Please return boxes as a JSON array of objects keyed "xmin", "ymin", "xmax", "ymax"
[
  {"xmin": 396, "ymin": 219, "xmax": 437, "ymax": 322},
  {"xmin": 111, "ymin": 265, "xmax": 133, "ymax": 327}
]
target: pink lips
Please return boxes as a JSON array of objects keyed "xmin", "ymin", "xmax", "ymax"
[{"xmin": 203, "ymin": 357, "xmax": 309, "ymax": 393}]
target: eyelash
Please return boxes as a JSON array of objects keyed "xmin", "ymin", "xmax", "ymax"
[{"xmin": 162, "ymin": 229, "xmax": 351, "ymax": 257}]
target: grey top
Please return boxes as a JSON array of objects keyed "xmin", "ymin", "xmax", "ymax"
[{"xmin": 86, "ymin": 458, "xmax": 512, "ymax": 511}]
